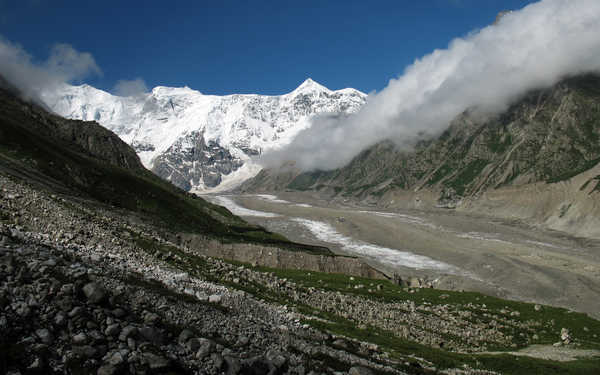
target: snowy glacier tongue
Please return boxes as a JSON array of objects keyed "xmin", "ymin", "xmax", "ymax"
[
  {"xmin": 206, "ymin": 196, "xmax": 280, "ymax": 218},
  {"xmin": 41, "ymin": 79, "xmax": 366, "ymax": 192},
  {"xmin": 292, "ymin": 218, "xmax": 461, "ymax": 273}
]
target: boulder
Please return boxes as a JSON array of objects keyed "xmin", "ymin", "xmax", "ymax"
[{"xmin": 82, "ymin": 282, "xmax": 107, "ymax": 304}]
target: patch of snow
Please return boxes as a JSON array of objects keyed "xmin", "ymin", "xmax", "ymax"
[
  {"xmin": 254, "ymin": 194, "xmax": 291, "ymax": 204},
  {"xmin": 292, "ymin": 218, "xmax": 460, "ymax": 273},
  {"xmin": 359, "ymin": 210, "xmax": 439, "ymax": 229},
  {"xmin": 191, "ymin": 162, "xmax": 262, "ymax": 194},
  {"xmin": 524, "ymin": 240, "xmax": 562, "ymax": 249},
  {"xmin": 207, "ymin": 196, "xmax": 279, "ymax": 218},
  {"xmin": 294, "ymin": 203, "xmax": 313, "ymax": 208},
  {"xmin": 455, "ymin": 232, "xmax": 512, "ymax": 245}
]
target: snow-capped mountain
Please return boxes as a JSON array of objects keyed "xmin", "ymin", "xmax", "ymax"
[{"xmin": 41, "ymin": 78, "xmax": 366, "ymax": 192}]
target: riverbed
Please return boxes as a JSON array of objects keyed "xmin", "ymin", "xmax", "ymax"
[{"xmin": 205, "ymin": 192, "xmax": 600, "ymax": 318}]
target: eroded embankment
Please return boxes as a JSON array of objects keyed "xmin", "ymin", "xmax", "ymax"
[{"xmin": 175, "ymin": 233, "xmax": 387, "ymax": 280}]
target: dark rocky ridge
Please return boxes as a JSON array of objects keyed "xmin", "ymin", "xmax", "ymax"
[{"xmin": 0, "ymin": 84, "xmax": 144, "ymax": 172}]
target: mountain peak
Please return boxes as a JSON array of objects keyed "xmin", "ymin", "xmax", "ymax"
[
  {"xmin": 292, "ymin": 78, "xmax": 331, "ymax": 94},
  {"xmin": 43, "ymin": 79, "xmax": 367, "ymax": 192}
]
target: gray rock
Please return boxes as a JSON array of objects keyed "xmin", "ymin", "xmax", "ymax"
[
  {"xmin": 60, "ymin": 284, "xmax": 74, "ymax": 295},
  {"xmin": 27, "ymin": 357, "xmax": 43, "ymax": 371},
  {"xmin": 225, "ymin": 356, "xmax": 241, "ymax": 375},
  {"xmin": 195, "ymin": 338, "xmax": 215, "ymax": 359},
  {"xmin": 139, "ymin": 326, "xmax": 162, "ymax": 345},
  {"xmin": 105, "ymin": 323, "xmax": 120, "ymax": 337},
  {"xmin": 15, "ymin": 303, "xmax": 31, "ymax": 317},
  {"xmin": 112, "ymin": 308, "xmax": 127, "ymax": 318},
  {"xmin": 209, "ymin": 294, "xmax": 222, "ymax": 304},
  {"xmin": 561, "ymin": 328, "xmax": 572, "ymax": 344},
  {"xmin": 235, "ymin": 336, "xmax": 249, "ymax": 347},
  {"xmin": 349, "ymin": 366, "xmax": 375, "ymax": 375},
  {"xmin": 211, "ymin": 353, "xmax": 225, "ymax": 371},
  {"xmin": 119, "ymin": 326, "xmax": 137, "ymax": 342},
  {"xmin": 141, "ymin": 352, "xmax": 170, "ymax": 370},
  {"xmin": 187, "ymin": 337, "xmax": 203, "ymax": 351},
  {"xmin": 72, "ymin": 345, "xmax": 97, "ymax": 358},
  {"xmin": 83, "ymin": 282, "xmax": 106, "ymax": 303},
  {"xmin": 68, "ymin": 306, "xmax": 84, "ymax": 318},
  {"xmin": 107, "ymin": 350, "xmax": 128, "ymax": 365},
  {"xmin": 127, "ymin": 337, "xmax": 136, "ymax": 350},
  {"xmin": 43, "ymin": 258, "xmax": 57, "ymax": 267},
  {"xmin": 54, "ymin": 312, "xmax": 67, "ymax": 327},
  {"xmin": 266, "ymin": 349, "xmax": 287, "ymax": 369},
  {"xmin": 36, "ymin": 328, "xmax": 53, "ymax": 344},
  {"xmin": 178, "ymin": 328, "xmax": 194, "ymax": 344},
  {"xmin": 72, "ymin": 332, "xmax": 88, "ymax": 345},
  {"xmin": 97, "ymin": 364, "xmax": 118, "ymax": 375},
  {"xmin": 143, "ymin": 312, "xmax": 160, "ymax": 324},
  {"xmin": 409, "ymin": 277, "xmax": 421, "ymax": 288}
]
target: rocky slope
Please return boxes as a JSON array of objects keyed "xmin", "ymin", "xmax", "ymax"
[
  {"xmin": 240, "ymin": 75, "xmax": 600, "ymax": 237},
  {"xmin": 3, "ymin": 77, "xmax": 600, "ymax": 374},
  {"xmin": 41, "ymin": 79, "xmax": 367, "ymax": 192},
  {"xmin": 3, "ymin": 173, "xmax": 600, "ymax": 374}
]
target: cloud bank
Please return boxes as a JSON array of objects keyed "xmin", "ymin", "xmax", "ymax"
[
  {"xmin": 262, "ymin": 0, "xmax": 600, "ymax": 171},
  {"xmin": 113, "ymin": 77, "xmax": 148, "ymax": 97},
  {"xmin": 0, "ymin": 36, "xmax": 101, "ymax": 102}
]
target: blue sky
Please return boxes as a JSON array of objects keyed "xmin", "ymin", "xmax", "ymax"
[{"xmin": 1, "ymin": 0, "xmax": 538, "ymax": 95}]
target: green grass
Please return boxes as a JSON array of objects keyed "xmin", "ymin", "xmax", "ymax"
[
  {"xmin": 121, "ymin": 227, "xmax": 600, "ymax": 374},
  {"xmin": 254, "ymin": 266, "xmax": 600, "ymax": 374},
  {"xmin": 445, "ymin": 159, "xmax": 488, "ymax": 196},
  {"xmin": 288, "ymin": 171, "xmax": 327, "ymax": 190},
  {"xmin": 546, "ymin": 157, "xmax": 600, "ymax": 184},
  {"xmin": 487, "ymin": 129, "xmax": 513, "ymax": 154},
  {"xmin": 426, "ymin": 163, "xmax": 453, "ymax": 187}
]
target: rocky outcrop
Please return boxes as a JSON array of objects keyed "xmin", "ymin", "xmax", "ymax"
[
  {"xmin": 0, "ymin": 83, "xmax": 144, "ymax": 172},
  {"xmin": 152, "ymin": 131, "xmax": 244, "ymax": 191}
]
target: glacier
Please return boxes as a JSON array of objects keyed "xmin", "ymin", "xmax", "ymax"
[{"xmin": 41, "ymin": 78, "xmax": 366, "ymax": 192}]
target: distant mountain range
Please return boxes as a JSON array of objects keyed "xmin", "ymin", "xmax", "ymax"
[{"xmin": 42, "ymin": 79, "xmax": 366, "ymax": 192}]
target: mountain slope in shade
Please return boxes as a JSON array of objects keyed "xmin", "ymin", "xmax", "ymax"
[{"xmin": 41, "ymin": 78, "xmax": 367, "ymax": 192}]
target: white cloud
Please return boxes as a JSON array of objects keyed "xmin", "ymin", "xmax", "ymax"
[
  {"xmin": 262, "ymin": 0, "xmax": 600, "ymax": 171},
  {"xmin": 44, "ymin": 43, "xmax": 101, "ymax": 81},
  {"xmin": 0, "ymin": 36, "xmax": 101, "ymax": 102},
  {"xmin": 113, "ymin": 77, "xmax": 148, "ymax": 97}
]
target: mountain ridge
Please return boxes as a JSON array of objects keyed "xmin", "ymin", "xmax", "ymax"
[
  {"xmin": 42, "ymin": 78, "xmax": 367, "ymax": 192},
  {"xmin": 240, "ymin": 74, "xmax": 600, "ymax": 238}
]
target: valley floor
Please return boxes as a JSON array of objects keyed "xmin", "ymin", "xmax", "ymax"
[{"xmin": 207, "ymin": 193, "xmax": 600, "ymax": 320}]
